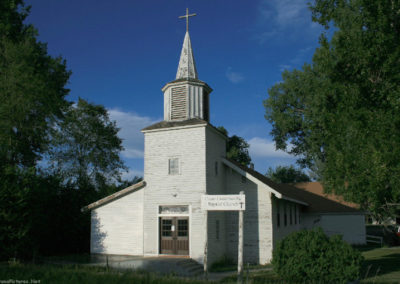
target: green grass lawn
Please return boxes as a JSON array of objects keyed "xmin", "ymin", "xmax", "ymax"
[
  {"xmin": 0, "ymin": 263, "xmax": 209, "ymax": 284},
  {"xmin": 360, "ymin": 246, "xmax": 400, "ymax": 283},
  {"xmin": 1, "ymin": 247, "xmax": 399, "ymax": 283}
]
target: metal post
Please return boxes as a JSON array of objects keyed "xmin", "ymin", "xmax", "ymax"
[
  {"xmin": 237, "ymin": 191, "xmax": 244, "ymax": 283},
  {"xmin": 204, "ymin": 210, "xmax": 208, "ymax": 279}
]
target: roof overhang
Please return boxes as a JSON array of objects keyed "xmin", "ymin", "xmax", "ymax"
[
  {"xmin": 161, "ymin": 78, "xmax": 213, "ymax": 94},
  {"xmin": 222, "ymin": 158, "xmax": 308, "ymax": 206},
  {"xmin": 81, "ymin": 181, "xmax": 146, "ymax": 212}
]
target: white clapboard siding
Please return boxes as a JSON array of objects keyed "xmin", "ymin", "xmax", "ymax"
[
  {"xmin": 143, "ymin": 125, "xmax": 208, "ymax": 262},
  {"xmin": 224, "ymin": 169, "xmax": 274, "ymax": 264},
  {"xmin": 301, "ymin": 213, "xmax": 366, "ymax": 245},
  {"xmin": 91, "ymin": 188, "xmax": 144, "ymax": 255},
  {"xmin": 205, "ymin": 126, "xmax": 227, "ymax": 265}
]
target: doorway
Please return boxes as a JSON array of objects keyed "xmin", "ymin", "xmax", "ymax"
[{"xmin": 159, "ymin": 217, "xmax": 189, "ymax": 255}]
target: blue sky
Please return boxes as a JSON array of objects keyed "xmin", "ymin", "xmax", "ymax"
[{"xmin": 25, "ymin": 0, "xmax": 324, "ymax": 179}]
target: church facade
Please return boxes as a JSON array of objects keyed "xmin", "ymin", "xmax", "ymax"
[{"xmin": 83, "ymin": 27, "xmax": 366, "ymax": 266}]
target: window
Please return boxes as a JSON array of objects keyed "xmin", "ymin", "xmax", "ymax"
[
  {"xmin": 216, "ymin": 220, "xmax": 220, "ymax": 240},
  {"xmin": 161, "ymin": 219, "xmax": 172, "ymax": 237},
  {"xmin": 177, "ymin": 219, "xmax": 188, "ymax": 237},
  {"xmin": 277, "ymin": 201, "xmax": 280, "ymax": 228},
  {"xmin": 284, "ymin": 203, "xmax": 287, "ymax": 226},
  {"xmin": 159, "ymin": 205, "xmax": 188, "ymax": 215},
  {"xmin": 171, "ymin": 86, "xmax": 187, "ymax": 120},
  {"xmin": 168, "ymin": 158, "xmax": 179, "ymax": 175},
  {"xmin": 215, "ymin": 161, "xmax": 218, "ymax": 176}
]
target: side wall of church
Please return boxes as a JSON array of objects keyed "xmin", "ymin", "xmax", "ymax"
[
  {"xmin": 143, "ymin": 125, "xmax": 207, "ymax": 263},
  {"xmin": 271, "ymin": 197, "xmax": 301, "ymax": 248},
  {"xmin": 90, "ymin": 188, "xmax": 144, "ymax": 255},
  {"xmin": 205, "ymin": 126, "xmax": 227, "ymax": 266},
  {"xmin": 224, "ymin": 169, "xmax": 274, "ymax": 264},
  {"xmin": 301, "ymin": 213, "xmax": 366, "ymax": 244}
]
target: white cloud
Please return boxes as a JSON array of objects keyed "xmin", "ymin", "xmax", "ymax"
[
  {"xmin": 248, "ymin": 137, "xmax": 292, "ymax": 159},
  {"xmin": 121, "ymin": 168, "xmax": 143, "ymax": 181},
  {"xmin": 279, "ymin": 64, "xmax": 292, "ymax": 72},
  {"xmin": 226, "ymin": 67, "xmax": 244, "ymax": 83},
  {"xmin": 259, "ymin": 0, "xmax": 309, "ymax": 28},
  {"xmin": 108, "ymin": 108, "xmax": 159, "ymax": 159},
  {"xmin": 254, "ymin": 0, "xmax": 322, "ymax": 43}
]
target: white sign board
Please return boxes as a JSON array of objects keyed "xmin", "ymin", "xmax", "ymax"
[{"xmin": 201, "ymin": 194, "xmax": 245, "ymax": 211}]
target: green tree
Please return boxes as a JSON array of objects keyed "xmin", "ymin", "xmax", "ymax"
[
  {"xmin": 47, "ymin": 98, "xmax": 126, "ymax": 189},
  {"xmin": 264, "ymin": 0, "xmax": 400, "ymax": 221},
  {"xmin": 0, "ymin": 0, "xmax": 70, "ymax": 168},
  {"xmin": 266, "ymin": 165, "xmax": 311, "ymax": 184},
  {"xmin": 217, "ymin": 126, "xmax": 251, "ymax": 166}
]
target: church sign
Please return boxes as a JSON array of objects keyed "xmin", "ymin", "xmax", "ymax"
[{"xmin": 201, "ymin": 194, "xmax": 246, "ymax": 211}]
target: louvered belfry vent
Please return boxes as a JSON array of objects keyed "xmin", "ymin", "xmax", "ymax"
[{"xmin": 171, "ymin": 86, "xmax": 187, "ymax": 120}]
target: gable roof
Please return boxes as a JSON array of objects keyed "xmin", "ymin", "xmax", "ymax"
[
  {"xmin": 222, "ymin": 158, "xmax": 363, "ymax": 214},
  {"xmin": 293, "ymin": 182, "xmax": 359, "ymax": 209},
  {"xmin": 81, "ymin": 181, "xmax": 146, "ymax": 212}
]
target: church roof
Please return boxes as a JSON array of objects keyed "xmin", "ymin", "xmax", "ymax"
[
  {"xmin": 293, "ymin": 181, "xmax": 359, "ymax": 209},
  {"xmin": 223, "ymin": 158, "xmax": 363, "ymax": 214},
  {"xmin": 176, "ymin": 31, "xmax": 198, "ymax": 79},
  {"xmin": 142, "ymin": 118, "xmax": 207, "ymax": 131},
  {"xmin": 81, "ymin": 181, "xmax": 146, "ymax": 212}
]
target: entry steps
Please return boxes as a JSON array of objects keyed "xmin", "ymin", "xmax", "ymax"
[{"xmin": 176, "ymin": 259, "xmax": 204, "ymax": 276}]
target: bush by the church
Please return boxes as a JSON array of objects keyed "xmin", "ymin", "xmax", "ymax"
[{"xmin": 272, "ymin": 228, "xmax": 363, "ymax": 283}]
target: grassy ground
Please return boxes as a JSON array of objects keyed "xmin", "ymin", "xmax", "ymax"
[
  {"xmin": 359, "ymin": 246, "xmax": 400, "ymax": 283},
  {"xmin": 0, "ymin": 263, "xmax": 209, "ymax": 284},
  {"xmin": 1, "ymin": 246, "xmax": 399, "ymax": 283}
]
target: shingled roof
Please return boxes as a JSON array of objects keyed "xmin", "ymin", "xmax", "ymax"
[
  {"xmin": 224, "ymin": 158, "xmax": 363, "ymax": 214},
  {"xmin": 141, "ymin": 118, "xmax": 208, "ymax": 131},
  {"xmin": 81, "ymin": 181, "xmax": 146, "ymax": 212}
]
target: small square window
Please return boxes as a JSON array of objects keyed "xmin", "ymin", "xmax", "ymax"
[{"xmin": 169, "ymin": 158, "xmax": 179, "ymax": 175}]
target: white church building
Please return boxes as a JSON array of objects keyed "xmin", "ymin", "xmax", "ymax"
[{"xmin": 82, "ymin": 19, "xmax": 366, "ymax": 266}]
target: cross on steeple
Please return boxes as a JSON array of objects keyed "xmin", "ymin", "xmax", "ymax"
[{"xmin": 179, "ymin": 8, "xmax": 196, "ymax": 32}]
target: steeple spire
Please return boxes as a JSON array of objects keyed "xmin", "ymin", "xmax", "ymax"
[{"xmin": 176, "ymin": 9, "xmax": 198, "ymax": 79}]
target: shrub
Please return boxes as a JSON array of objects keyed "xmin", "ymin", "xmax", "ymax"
[{"xmin": 272, "ymin": 228, "xmax": 363, "ymax": 283}]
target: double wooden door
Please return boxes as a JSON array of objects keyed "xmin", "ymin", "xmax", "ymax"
[{"xmin": 160, "ymin": 217, "xmax": 189, "ymax": 255}]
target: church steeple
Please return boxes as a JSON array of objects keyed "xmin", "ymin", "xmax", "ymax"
[
  {"xmin": 161, "ymin": 9, "xmax": 212, "ymax": 122},
  {"xmin": 176, "ymin": 31, "xmax": 198, "ymax": 79}
]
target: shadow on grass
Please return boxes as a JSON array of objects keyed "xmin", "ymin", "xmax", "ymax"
[{"xmin": 361, "ymin": 253, "xmax": 400, "ymax": 279}]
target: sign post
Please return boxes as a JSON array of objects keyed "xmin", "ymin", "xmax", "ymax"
[
  {"xmin": 237, "ymin": 191, "xmax": 244, "ymax": 283},
  {"xmin": 201, "ymin": 192, "xmax": 246, "ymax": 283}
]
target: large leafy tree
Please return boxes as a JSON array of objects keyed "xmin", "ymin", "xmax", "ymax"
[
  {"xmin": 47, "ymin": 98, "xmax": 126, "ymax": 189},
  {"xmin": 217, "ymin": 126, "xmax": 252, "ymax": 166},
  {"xmin": 264, "ymin": 0, "xmax": 400, "ymax": 221},
  {"xmin": 266, "ymin": 165, "xmax": 311, "ymax": 184},
  {"xmin": 0, "ymin": 0, "xmax": 70, "ymax": 168}
]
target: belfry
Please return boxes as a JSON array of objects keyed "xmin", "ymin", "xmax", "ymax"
[{"xmin": 162, "ymin": 9, "xmax": 212, "ymax": 122}]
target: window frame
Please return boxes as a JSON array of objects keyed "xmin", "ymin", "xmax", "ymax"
[{"xmin": 168, "ymin": 157, "xmax": 180, "ymax": 175}]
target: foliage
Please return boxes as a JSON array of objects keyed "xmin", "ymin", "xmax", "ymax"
[
  {"xmin": 0, "ymin": 1, "xmax": 126, "ymax": 261},
  {"xmin": 266, "ymin": 165, "xmax": 311, "ymax": 183},
  {"xmin": 272, "ymin": 228, "xmax": 363, "ymax": 283},
  {"xmin": 0, "ymin": 263, "xmax": 209, "ymax": 284},
  {"xmin": 209, "ymin": 255, "xmax": 236, "ymax": 272},
  {"xmin": 47, "ymin": 98, "xmax": 126, "ymax": 189},
  {"xmin": 217, "ymin": 126, "xmax": 251, "ymax": 166},
  {"xmin": 0, "ymin": 0, "xmax": 70, "ymax": 167},
  {"xmin": 264, "ymin": 0, "xmax": 400, "ymax": 221}
]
